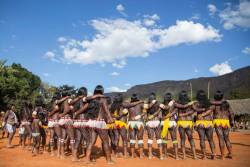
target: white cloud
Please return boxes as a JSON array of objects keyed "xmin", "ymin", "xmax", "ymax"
[
  {"xmin": 58, "ymin": 37, "xmax": 67, "ymax": 43},
  {"xmin": 44, "ymin": 51, "xmax": 60, "ymax": 62},
  {"xmin": 107, "ymin": 86, "xmax": 126, "ymax": 92},
  {"xmin": 190, "ymin": 13, "xmax": 200, "ymax": 20},
  {"xmin": 143, "ymin": 14, "xmax": 160, "ymax": 26},
  {"xmin": 212, "ymin": 0, "xmax": 250, "ymax": 30},
  {"xmin": 208, "ymin": 4, "xmax": 217, "ymax": 16},
  {"xmin": 116, "ymin": 4, "xmax": 124, "ymax": 12},
  {"xmin": 44, "ymin": 51, "xmax": 55, "ymax": 59},
  {"xmin": 242, "ymin": 47, "xmax": 250, "ymax": 54},
  {"xmin": 209, "ymin": 61, "xmax": 233, "ymax": 76},
  {"xmin": 43, "ymin": 73, "xmax": 50, "ymax": 77},
  {"xmin": 194, "ymin": 68, "xmax": 199, "ymax": 73},
  {"xmin": 56, "ymin": 17, "xmax": 221, "ymax": 68},
  {"xmin": 110, "ymin": 71, "xmax": 120, "ymax": 76},
  {"xmin": 124, "ymin": 83, "xmax": 131, "ymax": 87},
  {"xmin": 116, "ymin": 4, "xmax": 127, "ymax": 17}
]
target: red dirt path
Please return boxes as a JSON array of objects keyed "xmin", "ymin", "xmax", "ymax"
[{"xmin": 0, "ymin": 131, "xmax": 250, "ymax": 167}]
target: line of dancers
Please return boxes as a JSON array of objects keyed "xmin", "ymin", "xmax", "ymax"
[{"xmin": 2, "ymin": 85, "xmax": 233, "ymax": 164}]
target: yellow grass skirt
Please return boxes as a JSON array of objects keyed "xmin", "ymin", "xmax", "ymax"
[
  {"xmin": 196, "ymin": 120, "xmax": 213, "ymax": 128},
  {"xmin": 161, "ymin": 118, "xmax": 169, "ymax": 138},
  {"xmin": 107, "ymin": 120, "xmax": 127, "ymax": 129},
  {"xmin": 213, "ymin": 119, "xmax": 230, "ymax": 128},
  {"xmin": 177, "ymin": 120, "xmax": 193, "ymax": 129}
]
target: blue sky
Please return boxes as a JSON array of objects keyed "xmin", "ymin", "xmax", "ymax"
[{"xmin": 0, "ymin": 0, "xmax": 250, "ymax": 93}]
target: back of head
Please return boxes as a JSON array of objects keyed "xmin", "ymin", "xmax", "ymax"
[
  {"xmin": 77, "ymin": 87, "xmax": 87, "ymax": 97},
  {"xmin": 214, "ymin": 90, "xmax": 224, "ymax": 101},
  {"xmin": 163, "ymin": 92, "xmax": 172, "ymax": 104},
  {"xmin": 196, "ymin": 90, "xmax": 210, "ymax": 109},
  {"xmin": 35, "ymin": 95, "xmax": 44, "ymax": 107},
  {"xmin": 114, "ymin": 93, "xmax": 123, "ymax": 103},
  {"xmin": 106, "ymin": 96, "xmax": 112, "ymax": 105},
  {"xmin": 94, "ymin": 85, "xmax": 104, "ymax": 95},
  {"xmin": 221, "ymin": 101, "xmax": 229, "ymax": 111},
  {"xmin": 52, "ymin": 91, "xmax": 62, "ymax": 102},
  {"xmin": 111, "ymin": 93, "xmax": 123, "ymax": 113},
  {"xmin": 131, "ymin": 93, "xmax": 139, "ymax": 102},
  {"xmin": 178, "ymin": 90, "xmax": 190, "ymax": 105},
  {"xmin": 148, "ymin": 92, "xmax": 156, "ymax": 103}
]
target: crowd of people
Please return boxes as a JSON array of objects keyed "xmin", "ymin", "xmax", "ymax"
[{"xmin": 1, "ymin": 85, "xmax": 234, "ymax": 164}]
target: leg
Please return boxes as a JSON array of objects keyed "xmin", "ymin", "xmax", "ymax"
[
  {"xmin": 155, "ymin": 126, "xmax": 163, "ymax": 160},
  {"xmin": 205, "ymin": 127, "xmax": 216, "ymax": 159},
  {"xmin": 60, "ymin": 127, "xmax": 67, "ymax": 159},
  {"xmin": 129, "ymin": 128, "xmax": 136, "ymax": 158},
  {"xmin": 75, "ymin": 128, "xmax": 82, "ymax": 158},
  {"xmin": 169, "ymin": 126, "xmax": 179, "ymax": 160},
  {"xmin": 40, "ymin": 128, "xmax": 46, "ymax": 152},
  {"xmin": 66, "ymin": 126, "xmax": 78, "ymax": 161},
  {"xmin": 186, "ymin": 127, "xmax": 197, "ymax": 159},
  {"xmin": 49, "ymin": 128, "xmax": 55, "ymax": 156},
  {"xmin": 146, "ymin": 127, "xmax": 154, "ymax": 159},
  {"xmin": 215, "ymin": 127, "xmax": 225, "ymax": 160},
  {"xmin": 24, "ymin": 125, "xmax": 32, "ymax": 149},
  {"xmin": 223, "ymin": 128, "xmax": 232, "ymax": 158},
  {"xmin": 137, "ymin": 127, "xmax": 144, "ymax": 159},
  {"xmin": 98, "ymin": 129, "xmax": 114, "ymax": 164},
  {"xmin": 80, "ymin": 127, "xmax": 89, "ymax": 156},
  {"xmin": 54, "ymin": 126, "xmax": 62, "ymax": 157},
  {"xmin": 120, "ymin": 127, "xmax": 128, "ymax": 158},
  {"xmin": 197, "ymin": 127, "xmax": 206, "ymax": 159},
  {"xmin": 7, "ymin": 124, "xmax": 15, "ymax": 148},
  {"xmin": 86, "ymin": 128, "xmax": 97, "ymax": 164},
  {"xmin": 178, "ymin": 127, "xmax": 186, "ymax": 159}
]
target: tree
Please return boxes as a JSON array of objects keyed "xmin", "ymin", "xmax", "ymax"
[{"xmin": 0, "ymin": 60, "xmax": 41, "ymax": 111}]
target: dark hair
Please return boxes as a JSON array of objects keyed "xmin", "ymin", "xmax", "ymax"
[
  {"xmin": 61, "ymin": 90, "xmax": 71, "ymax": 97},
  {"xmin": 163, "ymin": 92, "xmax": 172, "ymax": 104},
  {"xmin": 106, "ymin": 96, "xmax": 112, "ymax": 105},
  {"xmin": 178, "ymin": 90, "xmax": 190, "ymax": 105},
  {"xmin": 131, "ymin": 93, "xmax": 139, "ymax": 102},
  {"xmin": 148, "ymin": 92, "xmax": 156, "ymax": 103},
  {"xmin": 221, "ymin": 101, "xmax": 229, "ymax": 111},
  {"xmin": 35, "ymin": 95, "xmax": 44, "ymax": 107},
  {"xmin": 52, "ymin": 91, "xmax": 61, "ymax": 102},
  {"xmin": 94, "ymin": 85, "xmax": 104, "ymax": 95},
  {"xmin": 196, "ymin": 90, "xmax": 210, "ymax": 109},
  {"xmin": 77, "ymin": 87, "xmax": 87, "ymax": 96},
  {"xmin": 214, "ymin": 90, "xmax": 224, "ymax": 101},
  {"xmin": 110, "ymin": 93, "xmax": 123, "ymax": 114}
]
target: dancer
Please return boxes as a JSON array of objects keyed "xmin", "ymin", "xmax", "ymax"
[
  {"xmin": 31, "ymin": 111, "xmax": 42, "ymax": 156},
  {"xmin": 58, "ymin": 90, "xmax": 83, "ymax": 161},
  {"xmin": 211, "ymin": 90, "xmax": 233, "ymax": 159},
  {"xmin": 160, "ymin": 92, "xmax": 178, "ymax": 159},
  {"xmin": 109, "ymin": 93, "xmax": 129, "ymax": 158},
  {"xmin": 48, "ymin": 91, "xmax": 68, "ymax": 157},
  {"xmin": 73, "ymin": 87, "xmax": 89, "ymax": 159},
  {"xmin": 19, "ymin": 100, "xmax": 33, "ymax": 149},
  {"xmin": 175, "ymin": 90, "xmax": 197, "ymax": 159},
  {"xmin": 3, "ymin": 105, "xmax": 18, "ymax": 148},
  {"xmin": 123, "ymin": 93, "xmax": 145, "ymax": 159},
  {"xmin": 145, "ymin": 92, "xmax": 163, "ymax": 160},
  {"xmin": 34, "ymin": 96, "xmax": 47, "ymax": 152},
  {"xmin": 77, "ymin": 85, "xmax": 114, "ymax": 164},
  {"xmin": 194, "ymin": 90, "xmax": 215, "ymax": 160}
]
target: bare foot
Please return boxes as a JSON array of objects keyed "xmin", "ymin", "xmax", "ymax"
[
  {"xmin": 72, "ymin": 158, "xmax": 80, "ymax": 162},
  {"xmin": 85, "ymin": 160, "xmax": 95, "ymax": 165},
  {"xmin": 60, "ymin": 155, "xmax": 66, "ymax": 159},
  {"xmin": 7, "ymin": 145, "xmax": 14, "ymax": 148},
  {"xmin": 107, "ymin": 160, "xmax": 115, "ymax": 165}
]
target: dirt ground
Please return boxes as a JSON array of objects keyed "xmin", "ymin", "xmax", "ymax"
[{"xmin": 0, "ymin": 130, "xmax": 250, "ymax": 167}]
